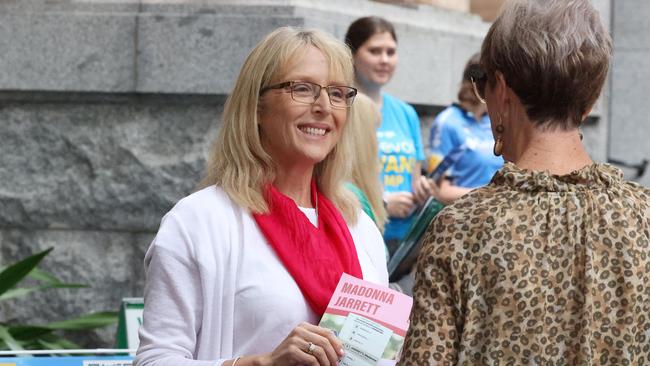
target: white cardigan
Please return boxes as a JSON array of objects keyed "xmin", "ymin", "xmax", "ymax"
[{"xmin": 134, "ymin": 186, "xmax": 389, "ymax": 366}]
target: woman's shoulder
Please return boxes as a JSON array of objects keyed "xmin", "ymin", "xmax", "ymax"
[
  {"xmin": 348, "ymin": 209, "xmax": 388, "ymax": 282},
  {"xmin": 349, "ymin": 208, "xmax": 380, "ymax": 233},
  {"xmin": 348, "ymin": 209, "xmax": 384, "ymax": 251},
  {"xmin": 617, "ymin": 180, "xmax": 650, "ymax": 215},
  {"xmin": 419, "ymin": 186, "xmax": 509, "ymax": 259},
  {"xmin": 167, "ymin": 185, "xmax": 242, "ymax": 227},
  {"xmin": 620, "ymin": 180, "xmax": 650, "ymax": 199},
  {"xmin": 152, "ymin": 186, "xmax": 244, "ymax": 257},
  {"xmin": 383, "ymin": 93, "xmax": 417, "ymax": 115},
  {"xmin": 435, "ymin": 104, "xmax": 464, "ymax": 123},
  {"xmin": 174, "ymin": 184, "xmax": 233, "ymax": 209},
  {"xmin": 433, "ymin": 104, "xmax": 466, "ymax": 131},
  {"xmin": 431, "ymin": 185, "xmax": 510, "ymax": 231}
]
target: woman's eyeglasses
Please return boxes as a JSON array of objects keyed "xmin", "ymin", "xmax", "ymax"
[
  {"xmin": 261, "ymin": 81, "xmax": 358, "ymax": 109},
  {"xmin": 468, "ymin": 66, "xmax": 487, "ymax": 104}
]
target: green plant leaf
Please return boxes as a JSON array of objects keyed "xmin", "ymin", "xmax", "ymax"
[
  {"xmin": 0, "ymin": 283, "xmax": 88, "ymax": 302},
  {"xmin": 0, "ymin": 324, "xmax": 25, "ymax": 351},
  {"xmin": 29, "ymin": 268, "xmax": 88, "ymax": 289},
  {"xmin": 36, "ymin": 338, "xmax": 60, "ymax": 350},
  {"xmin": 47, "ymin": 283, "xmax": 88, "ymax": 289},
  {"xmin": 22, "ymin": 332, "xmax": 79, "ymax": 351},
  {"xmin": 27, "ymin": 268, "xmax": 61, "ymax": 284},
  {"xmin": 46, "ymin": 311, "xmax": 118, "ymax": 330},
  {"xmin": 0, "ymin": 249, "xmax": 117, "ymax": 352},
  {"xmin": 48, "ymin": 337, "xmax": 80, "ymax": 350},
  {"xmin": 7, "ymin": 325, "xmax": 52, "ymax": 341},
  {"xmin": 0, "ymin": 248, "xmax": 53, "ymax": 297},
  {"xmin": 0, "ymin": 287, "xmax": 40, "ymax": 301},
  {"xmin": 37, "ymin": 337, "xmax": 80, "ymax": 351},
  {"xmin": 50, "ymin": 337, "xmax": 80, "ymax": 350}
]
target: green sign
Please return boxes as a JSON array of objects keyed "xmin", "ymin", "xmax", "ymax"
[{"xmin": 115, "ymin": 298, "xmax": 144, "ymax": 352}]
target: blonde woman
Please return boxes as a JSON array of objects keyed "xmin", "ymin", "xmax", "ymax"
[
  {"xmin": 135, "ymin": 27, "xmax": 388, "ymax": 366},
  {"xmin": 346, "ymin": 93, "xmax": 387, "ymax": 232}
]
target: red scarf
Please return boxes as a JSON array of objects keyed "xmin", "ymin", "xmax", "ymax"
[{"xmin": 253, "ymin": 181, "xmax": 363, "ymax": 316}]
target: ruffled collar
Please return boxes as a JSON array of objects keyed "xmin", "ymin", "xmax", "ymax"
[{"xmin": 491, "ymin": 162, "xmax": 624, "ymax": 192}]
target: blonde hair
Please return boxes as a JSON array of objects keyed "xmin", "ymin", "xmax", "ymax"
[
  {"xmin": 347, "ymin": 93, "xmax": 387, "ymax": 231},
  {"xmin": 200, "ymin": 27, "xmax": 359, "ymax": 223},
  {"xmin": 481, "ymin": 0, "xmax": 611, "ymax": 128}
]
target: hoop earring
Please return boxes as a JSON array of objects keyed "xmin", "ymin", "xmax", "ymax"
[{"xmin": 493, "ymin": 118, "xmax": 504, "ymax": 156}]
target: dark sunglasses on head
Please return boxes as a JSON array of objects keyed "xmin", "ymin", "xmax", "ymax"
[{"xmin": 468, "ymin": 66, "xmax": 487, "ymax": 104}]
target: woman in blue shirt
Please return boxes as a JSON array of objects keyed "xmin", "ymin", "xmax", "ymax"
[
  {"xmin": 345, "ymin": 17, "xmax": 432, "ymax": 252},
  {"xmin": 427, "ymin": 54, "xmax": 504, "ymax": 204}
]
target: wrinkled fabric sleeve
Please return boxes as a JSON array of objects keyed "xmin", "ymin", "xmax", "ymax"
[
  {"xmin": 134, "ymin": 212, "xmax": 224, "ymax": 366},
  {"xmin": 398, "ymin": 219, "xmax": 462, "ymax": 365}
]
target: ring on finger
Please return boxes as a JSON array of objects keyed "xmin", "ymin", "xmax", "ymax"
[{"xmin": 305, "ymin": 341, "xmax": 317, "ymax": 355}]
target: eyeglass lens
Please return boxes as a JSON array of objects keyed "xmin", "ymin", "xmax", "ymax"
[{"xmin": 290, "ymin": 82, "xmax": 355, "ymax": 108}]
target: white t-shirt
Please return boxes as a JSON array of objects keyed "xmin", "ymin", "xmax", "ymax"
[{"xmin": 135, "ymin": 186, "xmax": 389, "ymax": 366}]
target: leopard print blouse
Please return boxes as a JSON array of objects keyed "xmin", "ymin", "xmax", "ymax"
[{"xmin": 399, "ymin": 162, "xmax": 650, "ymax": 365}]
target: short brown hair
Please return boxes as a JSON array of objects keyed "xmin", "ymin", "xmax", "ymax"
[{"xmin": 480, "ymin": 0, "xmax": 612, "ymax": 129}]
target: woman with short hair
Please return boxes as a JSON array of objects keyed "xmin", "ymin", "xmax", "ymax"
[
  {"xmin": 135, "ymin": 27, "xmax": 388, "ymax": 366},
  {"xmin": 427, "ymin": 53, "xmax": 503, "ymax": 205},
  {"xmin": 400, "ymin": 0, "xmax": 650, "ymax": 364}
]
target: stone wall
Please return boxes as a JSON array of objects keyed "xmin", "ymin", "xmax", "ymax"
[
  {"xmin": 609, "ymin": 0, "xmax": 650, "ymax": 187},
  {"xmin": 0, "ymin": 93, "xmax": 222, "ymax": 346},
  {"xmin": 0, "ymin": 0, "xmax": 613, "ymax": 347}
]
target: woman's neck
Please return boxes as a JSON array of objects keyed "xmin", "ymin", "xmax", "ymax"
[
  {"xmin": 512, "ymin": 127, "xmax": 593, "ymax": 175},
  {"xmin": 273, "ymin": 165, "xmax": 314, "ymax": 207}
]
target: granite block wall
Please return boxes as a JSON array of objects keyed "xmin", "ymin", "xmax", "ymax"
[{"xmin": 0, "ymin": 93, "xmax": 221, "ymax": 346}]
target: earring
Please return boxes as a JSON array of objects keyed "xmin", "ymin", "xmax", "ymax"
[{"xmin": 493, "ymin": 117, "xmax": 504, "ymax": 156}]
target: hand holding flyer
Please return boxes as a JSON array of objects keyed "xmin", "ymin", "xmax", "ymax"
[{"xmin": 318, "ymin": 273, "xmax": 413, "ymax": 366}]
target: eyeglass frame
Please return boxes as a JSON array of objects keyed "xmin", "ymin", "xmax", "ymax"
[
  {"xmin": 468, "ymin": 66, "xmax": 487, "ymax": 104},
  {"xmin": 259, "ymin": 81, "xmax": 358, "ymax": 109}
]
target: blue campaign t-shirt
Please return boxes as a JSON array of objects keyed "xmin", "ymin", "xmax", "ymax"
[
  {"xmin": 428, "ymin": 104, "xmax": 503, "ymax": 188},
  {"xmin": 377, "ymin": 93, "xmax": 425, "ymax": 241}
]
